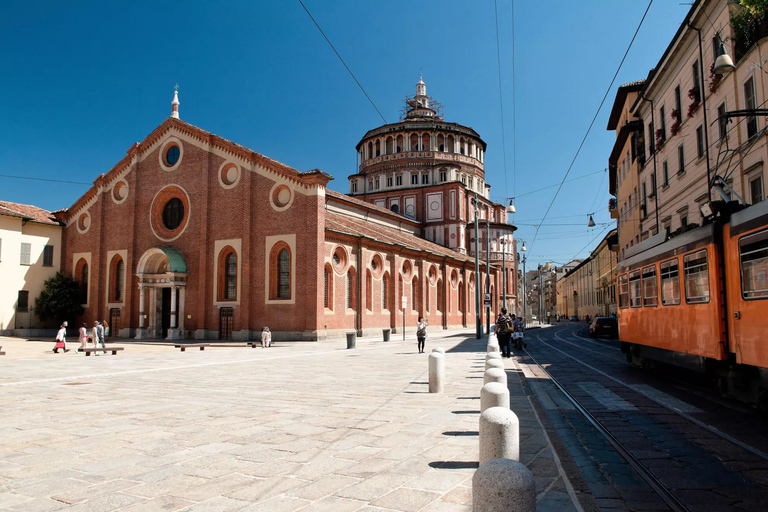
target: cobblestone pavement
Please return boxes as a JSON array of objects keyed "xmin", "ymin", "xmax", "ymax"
[{"xmin": 0, "ymin": 332, "xmax": 584, "ymax": 511}]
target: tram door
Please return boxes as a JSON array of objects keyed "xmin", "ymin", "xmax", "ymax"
[{"xmin": 219, "ymin": 308, "xmax": 233, "ymax": 340}]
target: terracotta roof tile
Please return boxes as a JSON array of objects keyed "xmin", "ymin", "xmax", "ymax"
[
  {"xmin": 0, "ymin": 200, "xmax": 61, "ymax": 225},
  {"xmin": 325, "ymin": 211, "xmax": 474, "ymax": 264}
]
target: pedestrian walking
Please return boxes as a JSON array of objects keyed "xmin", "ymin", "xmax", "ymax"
[
  {"xmin": 416, "ymin": 317, "xmax": 428, "ymax": 353},
  {"xmin": 495, "ymin": 308, "xmax": 513, "ymax": 357},
  {"xmin": 53, "ymin": 321, "xmax": 69, "ymax": 353},
  {"xmin": 261, "ymin": 327, "xmax": 271, "ymax": 348},
  {"xmin": 78, "ymin": 323, "xmax": 88, "ymax": 352},
  {"xmin": 91, "ymin": 322, "xmax": 100, "ymax": 353},
  {"xmin": 102, "ymin": 320, "xmax": 110, "ymax": 343},
  {"xmin": 96, "ymin": 321, "xmax": 105, "ymax": 348}
]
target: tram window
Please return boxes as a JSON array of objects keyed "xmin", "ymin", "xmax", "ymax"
[
  {"xmin": 660, "ymin": 259, "xmax": 681, "ymax": 305},
  {"xmin": 618, "ymin": 274, "xmax": 629, "ymax": 308},
  {"xmin": 684, "ymin": 250, "xmax": 710, "ymax": 304},
  {"xmin": 629, "ymin": 270, "xmax": 642, "ymax": 308},
  {"xmin": 642, "ymin": 266, "xmax": 658, "ymax": 306},
  {"xmin": 740, "ymin": 229, "xmax": 768, "ymax": 299}
]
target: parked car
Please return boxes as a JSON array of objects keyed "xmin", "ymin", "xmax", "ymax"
[
  {"xmin": 570, "ymin": 315, "xmax": 578, "ymax": 321},
  {"xmin": 589, "ymin": 317, "xmax": 618, "ymax": 338}
]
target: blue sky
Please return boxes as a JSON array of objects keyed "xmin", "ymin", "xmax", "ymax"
[{"xmin": 0, "ymin": 1, "xmax": 689, "ymax": 267}]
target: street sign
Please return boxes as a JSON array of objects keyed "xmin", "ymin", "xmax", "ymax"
[
  {"xmin": 483, "ymin": 293, "xmax": 491, "ymax": 307},
  {"xmin": 401, "ymin": 296, "xmax": 407, "ymax": 309}
]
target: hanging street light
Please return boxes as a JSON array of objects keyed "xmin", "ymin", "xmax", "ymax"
[{"xmin": 587, "ymin": 214, "xmax": 596, "ymax": 227}]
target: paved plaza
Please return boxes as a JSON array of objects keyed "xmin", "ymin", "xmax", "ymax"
[{"xmin": 0, "ymin": 331, "xmax": 583, "ymax": 511}]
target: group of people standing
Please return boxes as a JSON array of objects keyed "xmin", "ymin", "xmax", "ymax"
[
  {"xmin": 495, "ymin": 308, "xmax": 524, "ymax": 358},
  {"xmin": 52, "ymin": 320, "xmax": 110, "ymax": 353}
]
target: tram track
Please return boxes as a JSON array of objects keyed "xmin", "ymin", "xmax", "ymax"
[
  {"xmin": 519, "ymin": 324, "xmax": 768, "ymax": 512},
  {"xmin": 542, "ymin": 327, "xmax": 768, "ymax": 463}
]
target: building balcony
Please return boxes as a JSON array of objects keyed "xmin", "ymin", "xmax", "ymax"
[{"xmin": 360, "ymin": 150, "xmax": 482, "ymax": 171}]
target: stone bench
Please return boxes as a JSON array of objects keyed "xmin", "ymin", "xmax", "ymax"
[
  {"xmin": 248, "ymin": 342, "xmax": 273, "ymax": 348},
  {"xmin": 84, "ymin": 347, "xmax": 124, "ymax": 356},
  {"xmin": 0, "ymin": 346, "xmax": 4, "ymax": 356},
  {"xmin": 175, "ymin": 344, "xmax": 210, "ymax": 352}
]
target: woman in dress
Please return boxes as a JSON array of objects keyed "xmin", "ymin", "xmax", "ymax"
[{"xmin": 78, "ymin": 323, "xmax": 88, "ymax": 352}]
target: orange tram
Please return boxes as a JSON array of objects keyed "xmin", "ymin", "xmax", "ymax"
[{"xmin": 617, "ymin": 199, "xmax": 768, "ymax": 408}]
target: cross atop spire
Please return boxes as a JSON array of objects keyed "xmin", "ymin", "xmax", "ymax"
[{"xmin": 171, "ymin": 85, "xmax": 180, "ymax": 119}]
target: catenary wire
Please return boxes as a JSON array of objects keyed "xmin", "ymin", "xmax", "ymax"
[
  {"xmin": 297, "ymin": 0, "xmax": 387, "ymax": 124},
  {"xmin": 0, "ymin": 174, "xmax": 91, "ymax": 186},
  {"xmin": 527, "ymin": 0, "xmax": 654, "ymax": 254},
  {"xmin": 494, "ymin": 0, "xmax": 509, "ymax": 201}
]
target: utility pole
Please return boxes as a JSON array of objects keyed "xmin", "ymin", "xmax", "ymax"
[{"xmin": 485, "ymin": 213, "xmax": 491, "ymax": 336}]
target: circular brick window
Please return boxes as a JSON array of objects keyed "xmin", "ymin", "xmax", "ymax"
[
  {"xmin": 219, "ymin": 162, "xmax": 241, "ymax": 189},
  {"xmin": 150, "ymin": 185, "xmax": 190, "ymax": 241},
  {"xmin": 371, "ymin": 254, "xmax": 384, "ymax": 278},
  {"xmin": 270, "ymin": 184, "xmax": 294, "ymax": 211},
  {"xmin": 159, "ymin": 139, "xmax": 183, "ymax": 171},
  {"xmin": 428, "ymin": 265, "xmax": 437, "ymax": 285},
  {"xmin": 77, "ymin": 212, "xmax": 90, "ymax": 233},
  {"xmin": 112, "ymin": 180, "xmax": 129, "ymax": 203},
  {"xmin": 402, "ymin": 260, "xmax": 412, "ymax": 279},
  {"xmin": 450, "ymin": 269, "xmax": 459, "ymax": 288}
]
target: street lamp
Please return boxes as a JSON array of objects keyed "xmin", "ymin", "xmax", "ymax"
[
  {"xmin": 587, "ymin": 214, "xmax": 596, "ymax": 227},
  {"xmin": 516, "ymin": 240, "xmax": 527, "ymax": 327},
  {"xmin": 470, "ymin": 193, "xmax": 482, "ymax": 339}
]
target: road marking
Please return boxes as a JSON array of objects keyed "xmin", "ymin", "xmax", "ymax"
[{"xmin": 632, "ymin": 384, "xmax": 702, "ymax": 414}]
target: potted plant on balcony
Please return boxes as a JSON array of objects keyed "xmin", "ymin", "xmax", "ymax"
[
  {"xmin": 670, "ymin": 108, "xmax": 682, "ymax": 136},
  {"xmin": 709, "ymin": 62, "xmax": 722, "ymax": 93},
  {"xmin": 655, "ymin": 128, "xmax": 666, "ymax": 148},
  {"xmin": 687, "ymin": 86, "xmax": 701, "ymax": 118}
]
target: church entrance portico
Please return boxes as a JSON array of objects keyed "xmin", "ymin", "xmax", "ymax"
[{"xmin": 134, "ymin": 248, "xmax": 188, "ymax": 340}]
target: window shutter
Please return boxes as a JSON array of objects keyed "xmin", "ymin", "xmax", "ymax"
[{"xmin": 20, "ymin": 243, "xmax": 31, "ymax": 265}]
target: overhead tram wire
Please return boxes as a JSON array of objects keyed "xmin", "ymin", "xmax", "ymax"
[
  {"xmin": 297, "ymin": 0, "xmax": 387, "ymax": 125},
  {"xmin": 0, "ymin": 174, "xmax": 91, "ymax": 186},
  {"xmin": 494, "ymin": 0, "xmax": 510, "ymax": 201},
  {"xmin": 511, "ymin": 0, "xmax": 517, "ymax": 202},
  {"xmin": 527, "ymin": 0, "xmax": 654, "ymax": 253}
]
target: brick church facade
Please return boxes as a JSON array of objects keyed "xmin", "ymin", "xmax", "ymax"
[{"xmin": 56, "ymin": 81, "xmax": 516, "ymax": 341}]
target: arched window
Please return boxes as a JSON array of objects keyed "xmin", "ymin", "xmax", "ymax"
[
  {"xmin": 347, "ymin": 270, "xmax": 353, "ymax": 309},
  {"xmin": 459, "ymin": 284, "xmax": 464, "ymax": 313},
  {"xmin": 324, "ymin": 267, "xmax": 330, "ymax": 308},
  {"xmin": 412, "ymin": 277, "xmax": 418, "ymax": 311},
  {"xmin": 278, "ymin": 250, "xmax": 289, "ymax": 298},
  {"xmin": 114, "ymin": 258, "xmax": 124, "ymax": 302},
  {"xmin": 366, "ymin": 270, "xmax": 372, "ymax": 311},
  {"xmin": 80, "ymin": 263, "xmax": 89, "ymax": 304},
  {"xmin": 269, "ymin": 243, "xmax": 292, "ymax": 300},
  {"xmin": 437, "ymin": 279, "xmax": 443, "ymax": 313},
  {"xmin": 383, "ymin": 273, "xmax": 389, "ymax": 310},
  {"xmin": 225, "ymin": 253, "xmax": 237, "ymax": 300},
  {"xmin": 217, "ymin": 247, "xmax": 238, "ymax": 301}
]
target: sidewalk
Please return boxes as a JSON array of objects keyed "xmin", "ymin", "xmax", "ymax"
[{"xmin": 0, "ymin": 331, "xmax": 585, "ymax": 511}]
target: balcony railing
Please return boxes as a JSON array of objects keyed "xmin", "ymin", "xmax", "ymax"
[{"xmin": 360, "ymin": 150, "xmax": 481, "ymax": 170}]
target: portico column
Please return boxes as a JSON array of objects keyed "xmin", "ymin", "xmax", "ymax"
[
  {"xmin": 179, "ymin": 287, "xmax": 186, "ymax": 331},
  {"xmin": 170, "ymin": 285, "xmax": 177, "ymax": 328},
  {"xmin": 138, "ymin": 284, "xmax": 145, "ymax": 328}
]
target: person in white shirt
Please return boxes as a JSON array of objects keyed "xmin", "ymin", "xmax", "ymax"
[
  {"xmin": 261, "ymin": 327, "xmax": 271, "ymax": 348},
  {"xmin": 54, "ymin": 322, "xmax": 69, "ymax": 353}
]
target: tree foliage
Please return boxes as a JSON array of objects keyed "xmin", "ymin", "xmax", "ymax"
[
  {"xmin": 34, "ymin": 272, "xmax": 84, "ymax": 325},
  {"xmin": 732, "ymin": 0, "xmax": 768, "ymax": 61}
]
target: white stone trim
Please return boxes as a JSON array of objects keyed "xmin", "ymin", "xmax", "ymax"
[
  {"xmin": 72, "ymin": 252, "xmax": 92, "ymax": 308},
  {"xmin": 105, "ymin": 249, "xmax": 128, "ymax": 309},
  {"xmin": 158, "ymin": 137, "xmax": 184, "ymax": 172}
]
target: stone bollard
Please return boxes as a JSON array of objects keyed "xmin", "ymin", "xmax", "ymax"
[
  {"xmin": 432, "ymin": 347, "xmax": 445, "ymax": 354},
  {"xmin": 428, "ymin": 351, "xmax": 444, "ymax": 393},
  {"xmin": 473, "ymin": 458, "xmax": 536, "ymax": 512},
  {"xmin": 479, "ymin": 406, "xmax": 519, "ymax": 464},
  {"xmin": 485, "ymin": 358, "xmax": 504, "ymax": 371},
  {"xmin": 480, "ymin": 382, "xmax": 509, "ymax": 412},
  {"xmin": 485, "ymin": 352, "xmax": 502, "ymax": 361},
  {"xmin": 483, "ymin": 367, "xmax": 507, "ymax": 386}
]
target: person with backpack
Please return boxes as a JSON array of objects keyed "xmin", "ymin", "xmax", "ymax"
[
  {"xmin": 496, "ymin": 308, "xmax": 513, "ymax": 357},
  {"xmin": 416, "ymin": 317, "xmax": 428, "ymax": 353}
]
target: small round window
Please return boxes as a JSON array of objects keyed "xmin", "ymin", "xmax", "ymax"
[
  {"xmin": 166, "ymin": 145, "xmax": 180, "ymax": 166},
  {"xmin": 162, "ymin": 198, "xmax": 184, "ymax": 230}
]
